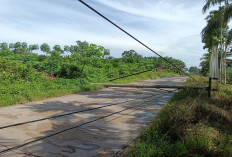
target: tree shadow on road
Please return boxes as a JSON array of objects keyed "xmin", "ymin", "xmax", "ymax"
[{"xmin": 0, "ymin": 84, "xmax": 177, "ymax": 156}]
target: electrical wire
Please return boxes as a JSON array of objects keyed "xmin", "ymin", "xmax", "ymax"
[
  {"xmin": 0, "ymin": 1, "xmax": 208, "ymax": 154},
  {"xmin": 0, "ymin": 89, "xmax": 172, "ymax": 155},
  {"xmin": 78, "ymin": 0, "xmax": 198, "ymax": 83},
  {"xmin": 111, "ymin": 88, "xmax": 205, "ymax": 157},
  {"xmin": 109, "ymin": 69, "xmax": 154, "ymax": 82},
  {"xmin": 0, "ymin": 93, "xmax": 160, "ymax": 130}
]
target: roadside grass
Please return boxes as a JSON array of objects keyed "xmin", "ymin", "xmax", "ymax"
[
  {"xmin": 0, "ymin": 79, "xmax": 103, "ymax": 107},
  {"xmin": 0, "ymin": 70, "xmax": 178, "ymax": 107},
  {"xmin": 127, "ymin": 76, "xmax": 232, "ymax": 157},
  {"xmin": 111, "ymin": 69, "xmax": 179, "ymax": 84}
]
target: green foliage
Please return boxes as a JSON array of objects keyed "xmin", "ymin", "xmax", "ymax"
[
  {"xmin": 0, "ymin": 79, "xmax": 103, "ymax": 107},
  {"xmin": 111, "ymin": 70, "xmax": 178, "ymax": 84},
  {"xmin": 0, "ymin": 41, "xmax": 185, "ymax": 106},
  {"xmin": 0, "ymin": 49, "xmax": 14, "ymax": 56},
  {"xmin": 0, "ymin": 42, "xmax": 8, "ymax": 51},
  {"xmin": 122, "ymin": 49, "xmax": 142, "ymax": 63},
  {"xmin": 28, "ymin": 44, "xmax": 39, "ymax": 52},
  {"xmin": 227, "ymin": 69, "xmax": 232, "ymax": 83},
  {"xmin": 201, "ymin": 1, "xmax": 232, "ymax": 83},
  {"xmin": 56, "ymin": 62, "xmax": 82, "ymax": 79},
  {"xmin": 200, "ymin": 53, "xmax": 210, "ymax": 76},
  {"xmin": 40, "ymin": 43, "xmax": 51, "ymax": 55},
  {"xmin": 189, "ymin": 66, "xmax": 200, "ymax": 75},
  {"xmin": 0, "ymin": 57, "xmax": 46, "ymax": 83},
  {"xmin": 128, "ymin": 76, "xmax": 232, "ymax": 157}
]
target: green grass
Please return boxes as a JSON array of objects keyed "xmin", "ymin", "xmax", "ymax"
[
  {"xmin": 0, "ymin": 70, "xmax": 178, "ymax": 107},
  {"xmin": 0, "ymin": 79, "xmax": 103, "ymax": 107},
  {"xmin": 127, "ymin": 76, "xmax": 232, "ymax": 157}
]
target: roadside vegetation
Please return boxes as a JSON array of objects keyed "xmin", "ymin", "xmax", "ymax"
[
  {"xmin": 126, "ymin": 1, "xmax": 232, "ymax": 155},
  {"xmin": 127, "ymin": 76, "xmax": 232, "ymax": 157},
  {"xmin": 0, "ymin": 41, "xmax": 185, "ymax": 107},
  {"xmin": 111, "ymin": 70, "xmax": 179, "ymax": 84}
]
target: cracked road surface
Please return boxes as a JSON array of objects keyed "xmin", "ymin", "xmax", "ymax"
[{"xmin": 0, "ymin": 76, "xmax": 187, "ymax": 157}]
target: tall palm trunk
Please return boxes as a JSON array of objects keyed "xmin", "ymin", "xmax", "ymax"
[
  {"xmin": 224, "ymin": 49, "xmax": 227, "ymax": 84},
  {"xmin": 220, "ymin": 52, "xmax": 223, "ymax": 82}
]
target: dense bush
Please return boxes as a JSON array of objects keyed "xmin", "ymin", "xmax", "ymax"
[
  {"xmin": 0, "ymin": 57, "xmax": 47, "ymax": 83},
  {"xmin": 0, "ymin": 41, "xmax": 186, "ymax": 81},
  {"xmin": 128, "ymin": 76, "xmax": 232, "ymax": 157},
  {"xmin": 0, "ymin": 41, "xmax": 186, "ymax": 106}
]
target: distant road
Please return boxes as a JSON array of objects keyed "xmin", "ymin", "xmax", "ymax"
[{"xmin": 0, "ymin": 76, "xmax": 187, "ymax": 157}]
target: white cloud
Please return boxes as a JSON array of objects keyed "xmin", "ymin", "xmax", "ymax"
[
  {"xmin": 95, "ymin": 0, "xmax": 203, "ymax": 22},
  {"xmin": 0, "ymin": 0, "xmax": 209, "ymax": 68}
]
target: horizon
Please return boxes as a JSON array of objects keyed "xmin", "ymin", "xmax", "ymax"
[{"xmin": 0, "ymin": 0, "xmax": 217, "ymax": 68}]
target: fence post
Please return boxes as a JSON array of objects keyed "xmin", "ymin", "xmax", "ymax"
[{"xmin": 208, "ymin": 77, "xmax": 212, "ymax": 98}]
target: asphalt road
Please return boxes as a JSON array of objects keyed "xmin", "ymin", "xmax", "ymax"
[{"xmin": 0, "ymin": 76, "xmax": 187, "ymax": 157}]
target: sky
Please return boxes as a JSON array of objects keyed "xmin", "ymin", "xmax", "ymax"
[{"xmin": 0, "ymin": 0, "xmax": 213, "ymax": 68}]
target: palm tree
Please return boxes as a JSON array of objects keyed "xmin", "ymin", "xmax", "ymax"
[
  {"xmin": 201, "ymin": 9, "xmax": 223, "ymax": 51},
  {"xmin": 202, "ymin": 0, "xmax": 232, "ymax": 84},
  {"xmin": 201, "ymin": 8, "xmax": 225, "ymax": 80},
  {"xmin": 200, "ymin": 53, "xmax": 211, "ymax": 76},
  {"xmin": 203, "ymin": 0, "xmax": 232, "ymax": 24}
]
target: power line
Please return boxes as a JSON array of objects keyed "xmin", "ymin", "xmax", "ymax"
[
  {"xmin": 111, "ymin": 88, "xmax": 205, "ymax": 157},
  {"xmin": 0, "ymin": 108, "xmax": 130, "ymax": 155},
  {"xmin": 0, "ymin": 89, "xmax": 173, "ymax": 155},
  {"xmin": 99, "ymin": 92, "xmax": 167, "ymax": 124},
  {"xmin": 78, "ymin": 0, "xmax": 198, "ymax": 82},
  {"xmin": 109, "ymin": 69, "xmax": 153, "ymax": 82},
  {"xmin": 0, "ymin": 88, "xmax": 171, "ymax": 130}
]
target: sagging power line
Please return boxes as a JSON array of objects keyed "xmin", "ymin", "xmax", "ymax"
[
  {"xmin": 78, "ymin": 0, "xmax": 198, "ymax": 82},
  {"xmin": 0, "ymin": 93, "xmax": 163, "ymax": 130},
  {"xmin": 0, "ymin": 89, "xmax": 173, "ymax": 155}
]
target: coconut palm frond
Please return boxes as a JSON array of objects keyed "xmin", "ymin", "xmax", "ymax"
[
  {"xmin": 225, "ymin": 29, "xmax": 232, "ymax": 45},
  {"xmin": 224, "ymin": 4, "xmax": 232, "ymax": 23},
  {"xmin": 203, "ymin": 0, "xmax": 225, "ymax": 13},
  {"xmin": 201, "ymin": 9, "xmax": 225, "ymax": 50}
]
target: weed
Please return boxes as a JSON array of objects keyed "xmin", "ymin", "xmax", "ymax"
[{"xmin": 127, "ymin": 76, "xmax": 232, "ymax": 157}]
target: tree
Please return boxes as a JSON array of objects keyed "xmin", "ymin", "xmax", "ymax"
[
  {"xmin": 29, "ymin": 44, "xmax": 39, "ymax": 53},
  {"xmin": 21, "ymin": 42, "xmax": 28, "ymax": 53},
  {"xmin": 0, "ymin": 42, "xmax": 8, "ymax": 51},
  {"xmin": 14, "ymin": 42, "xmax": 22, "ymax": 53},
  {"xmin": 53, "ymin": 45, "xmax": 63, "ymax": 54},
  {"xmin": 8, "ymin": 42, "xmax": 28, "ymax": 54},
  {"xmin": 103, "ymin": 49, "xmax": 110, "ymax": 59},
  {"xmin": 202, "ymin": 1, "xmax": 232, "ymax": 84},
  {"xmin": 70, "ymin": 41, "xmax": 106, "ymax": 76},
  {"xmin": 202, "ymin": 0, "xmax": 232, "ymax": 25},
  {"xmin": 9, "ymin": 43, "xmax": 14, "ymax": 51},
  {"xmin": 122, "ymin": 49, "xmax": 141, "ymax": 57},
  {"xmin": 122, "ymin": 49, "xmax": 142, "ymax": 63},
  {"xmin": 200, "ymin": 53, "xmax": 211, "ymax": 76},
  {"xmin": 0, "ymin": 42, "xmax": 13, "ymax": 56},
  {"xmin": 9, "ymin": 42, "xmax": 20, "ymax": 54},
  {"xmin": 75, "ymin": 41, "xmax": 105, "ymax": 59},
  {"xmin": 40, "ymin": 43, "xmax": 51, "ymax": 55},
  {"xmin": 64, "ymin": 45, "xmax": 70, "ymax": 53},
  {"xmin": 189, "ymin": 66, "xmax": 200, "ymax": 74}
]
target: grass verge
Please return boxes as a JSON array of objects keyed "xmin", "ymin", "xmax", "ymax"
[
  {"xmin": 0, "ymin": 70, "xmax": 178, "ymax": 107},
  {"xmin": 127, "ymin": 76, "xmax": 232, "ymax": 157},
  {"xmin": 0, "ymin": 79, "xmax": 103, "ymax": 107}
]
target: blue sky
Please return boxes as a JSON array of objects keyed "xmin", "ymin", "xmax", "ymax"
[{"xmin": 0, "ymin": 0, "xmax": 211, "ymax": 68}]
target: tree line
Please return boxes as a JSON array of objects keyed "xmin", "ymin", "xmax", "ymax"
[{"xmin": 0, "ymin": 41, "xmax": 186, "ymax": 83}]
